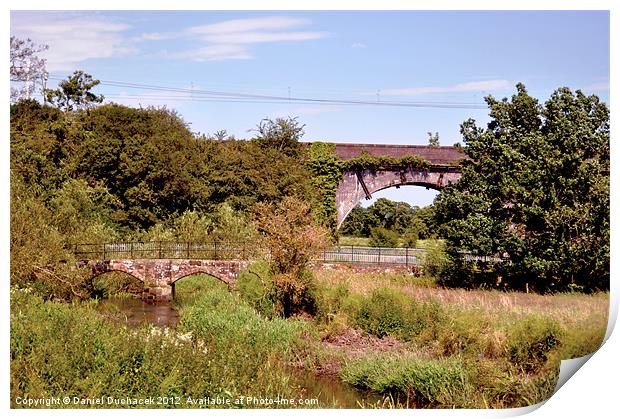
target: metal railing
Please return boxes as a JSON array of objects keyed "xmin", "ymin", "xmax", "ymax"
[
  {"xmin": 73, "ymin": 241, "xmax": 505, "ymax": 267},
  {"xmin": 319, "ymin": 245, "xmax": 425, "ymax": 266},
  {"xmin": 73, "ymin": 241, "xmax": 263, "ymax": 261},
  {"xmin": 73, "ymin": 241, "xmax": 428, "ymax": 267}
]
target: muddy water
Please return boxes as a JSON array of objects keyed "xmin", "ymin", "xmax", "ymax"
[
  {"xmin": 292, "ymin": 368, "xmax": 384, "ymax": 408},
  {"xmin": 97, "ymin": 297, "xmax": 180, "ymax": 328}
]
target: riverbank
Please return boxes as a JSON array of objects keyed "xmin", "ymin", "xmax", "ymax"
[{"xmin": 10, "ymin": 268, "xmax": 609, "ymax": 409}]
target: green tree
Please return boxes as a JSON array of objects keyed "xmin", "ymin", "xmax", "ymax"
[
  {"xmin": 427, "ymin": 131, "xmax": 440, "ymax": 146},
  {"xmin": 253, "ymin": 117, "xmax": 305, "ymax": 157},
  {"xmin": 435, "ymin": 83, "xmax": 609, "ymax": 292},
  {"xmin": 45, "ymin": 70, "xmax": 104, "ymax": 111},
  {"xmin": 369, "ymin": 227, "xmax": 399, "ymax": 248}
]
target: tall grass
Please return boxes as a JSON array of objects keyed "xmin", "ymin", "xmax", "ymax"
[{"xmin": 10, "ymin": 285, "xmax": 311, "ymax": 408}]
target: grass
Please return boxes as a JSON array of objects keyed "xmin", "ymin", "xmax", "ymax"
[
  {"xmin": 309, "ymin": 266, "xmax": 608, "ymax": 407},
  {"xmin": 10, "ymin": 268, "xmax": 609, "ymax": 409},
  {"xmin": 314, "ymin": 267, "xmax": 608, "ymax": 327},
  {"xmin": 10, "ymin": 282, "xmax": 313, "ymax": 408}
]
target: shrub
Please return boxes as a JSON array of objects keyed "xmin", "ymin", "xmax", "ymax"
[
  {"xmin": 315, "ymin": 281, "xmax": 350, "ymax": 324},
  {"xmin": 340, "ymin": 354, "xmax": 466, "ymax": 406},
  {"xmin": 355, "ymin": 287, "xmax": 408, "ymax": 338},
  {"xmin": 506, "ymin": 316, "xmax": 564, "ymax": 373},
  {"xmin": 422, "ymin": 240, "xmax": 448, "ymax": 277},
  {"xmin": 237, "ymin": 261, "xmax": 276, "ymax": 317},
  {"xmin": 369, "ymin": 227, "xmax": 399, "ymax": 248}
]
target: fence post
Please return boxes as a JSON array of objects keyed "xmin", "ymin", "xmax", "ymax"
[
  {"xmin": 103, "ymin": 243, "xmax": 106, "ymax": 260},
  {"xmin": 130, "ymin": 242, "xmax": 134, "ymax": 259},
  {"xmin": 158, "ymin": 241, "xmax": 162, "ymax": 259},
  {"xmin": 406, "ymin": 247, "xmax": 409, "ymax": 268},
  {"xmin": 187, "ymin": 242, "xmax": 190, "ymax": 259},
  {"xmin": 214, "ymin": 241, "xmax": 218, "ymax": 260},
  {"xmin": 351, "ymin": 245, "xmax": 354, "ymax": 264},
  {"xmin": 378, "ymin": 247, "xmax": 381, "ymax": 264}
]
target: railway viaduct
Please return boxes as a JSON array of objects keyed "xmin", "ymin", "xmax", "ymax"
[{"xmin": 332, "ymin": 143, "xmax": 466, "ymax": 228}]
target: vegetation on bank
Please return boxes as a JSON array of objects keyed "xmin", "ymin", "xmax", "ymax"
[
  {"xmin": 11, "ymin": 270, "xmax": 609, "ymax": 409},
  {"xmin": 11, "ymin": 282, "xmax": 313, "ymax": 409}
]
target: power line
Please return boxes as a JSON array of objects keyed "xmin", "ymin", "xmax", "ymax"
[{"xmin": 46, "ymin": 76, "xmax": 488, "ymax": 110}]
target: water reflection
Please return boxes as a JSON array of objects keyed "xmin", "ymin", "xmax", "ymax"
[
  {"xmin": 292, "ymin": 368, "xmax": 384, "ymax": 408},
  {"xmin": 97, "ymin": 297, "xmax": 180, "ymax": 328}
]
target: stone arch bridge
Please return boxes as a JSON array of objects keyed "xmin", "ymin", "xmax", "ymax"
[
  {"xmin": 332, "ymin": 143, "xmax": 466, "ymax": 228},
  {"xmin": 76, "ymin": 242, "xmax": 252, "ymax": 302}
]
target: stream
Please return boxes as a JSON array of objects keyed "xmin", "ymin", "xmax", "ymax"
[{"xmin": 96, "ymin": 296, "xmax": 384, "ymax": 408}]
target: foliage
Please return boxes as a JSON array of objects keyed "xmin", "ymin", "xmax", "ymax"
[
  {"xmin": 306, "ymin": 142, "xmax": 342, "ymax": 235},
  {"xmin": 506, "ymin": 316, "xmax": 564, "ymax": 373},
  {"xmin": 340, "ymin": 151, "xmax": 429, "ymax": 172},
  {"xmin": 10, "ymin": 287, "xmax": 307, "ymax": 408},
  {"xmin": 435, "ymin": 84, "xmax": 609, "ymax": 292},
  {"xmin": 45, "ymin": 70, "xmax": 104, "ymax": 111},
  {"xmin": 253, "ymin": 116, "xmax": 305, "ymax": 157},
  {"xmin": 10, "ymin": 37, "xmax": 48, "ymax": 102},
  {"xmin": 355, "ymin": 287, "xmax": 408, "ymax": 338},
  {"xmin": 369, "ymin": 227, "xmax": 399, "ymax": 248},
  {"xmin": 427, "ymin": 131, "xmax": 440, "ymax": 146},
  {"xmin": 253, "ymin": 197, "xmax": 328, "ymax": 316},
  {"xmin": 341, "ymin": 199, "xmax": 438, "ymax": 242},
  {"xmin": 422, "ymin": 240, "xmax": 448, "ymax": 277},
  {"xmin": 237, "ymin": 261, "xmax": 277, "ymax": 318}
]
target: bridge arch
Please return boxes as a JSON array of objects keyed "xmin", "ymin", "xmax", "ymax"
[
  {"xmin": 336, "ymin": 168, "xmax": 461, "ymax": 229},
  {"xmin": 338, "ymin": 180, "xmax": 442, "ymax": 225}
]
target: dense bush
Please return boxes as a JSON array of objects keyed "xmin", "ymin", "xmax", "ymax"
[
  {"xmin": 506, "ymin": 316, "xmax": 564, "ymax": 373},
  {"xmin": 355, "ymin": 287, "xmax": 408, "ymax": 338},
  {"xmin": 369, "ymin": 227, "xmax": 399, "ymax": 248}
]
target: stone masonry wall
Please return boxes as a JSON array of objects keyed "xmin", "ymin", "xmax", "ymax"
[{"xmin": 90, "ymin": 259, "xmax": 250, "ymax": 302}]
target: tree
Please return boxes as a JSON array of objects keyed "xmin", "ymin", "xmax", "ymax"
[
  {"xmin": 254, "ymin": 117, "xmax": 305, "ymax": 157},
  {"xmin": 253, "ymin": 196, "xmax": 328, "ymax": 316},
  {"xmin": 10, "ymin": 37, "xmax": 49, "ymax": 102},
  {"xmin": 45, "ymin": 70, "xmax": 104, "ymax": 111},
  {"xmin": 435, "ymin": 83, "xmax": 609, "ymax": 292},
  {"xmin": 427, "ymin": 131, "xmax": 440, "ymax": 146}
]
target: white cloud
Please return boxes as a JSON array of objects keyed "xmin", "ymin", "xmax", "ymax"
[
  {"xmin": 142, "ymin": 16, "xmax": 328, "ymax": 62},
  {"xmin": 351, "ymin": 42, "xmax": 367, "ymax": 49},
  {"xmin": 11, "ymin": 13, "xmax": 134, "ymax": 72},
  {"xmin": 186, "ymin": 16, "xmax": 309, "ymax": 35},
  {"xmin": 379, "ymin": 79, "xmax": 512, "ymax": 96},
  {"xmin": 200, "ymin": 30, "xmax": 328, "ymax": 45},
  {"xmin": 173, "ymin": 44, "xmax": 253, "ymax": 61}
]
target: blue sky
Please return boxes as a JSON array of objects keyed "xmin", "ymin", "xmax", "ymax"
[{"xmin": 10, "ymin": 10, "xmax": 610, "ymax": 207}]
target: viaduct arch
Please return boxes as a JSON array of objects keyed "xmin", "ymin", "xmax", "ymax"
[{"xmin": 332, "ymin": 143, "xmax": 466, "ymax": 228}]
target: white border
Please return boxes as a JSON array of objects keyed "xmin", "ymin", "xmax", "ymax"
[{"xmin": 3, "ymin": 1, "xmax": 617, "ymax": 418}]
